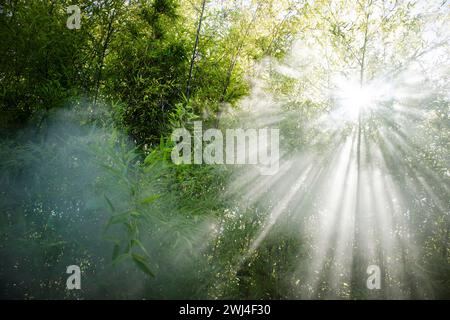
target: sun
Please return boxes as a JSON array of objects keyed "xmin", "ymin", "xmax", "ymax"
[
  {"xmin": 334, "ymin": 80, "xmax": 378, "ymax": 122},
  {"xmin": 343, "ymin": 85, "xmax": 374, "ymax": 110}
]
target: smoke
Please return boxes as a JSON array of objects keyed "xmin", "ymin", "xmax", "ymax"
[{"xmin": 0, "ymin": 105, "xmax": 216, "ymax": 299}]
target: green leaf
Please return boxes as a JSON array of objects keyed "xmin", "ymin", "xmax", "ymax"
[
  {"xmin": 131, "ymin": 239, "xmax": 149, "ymax": 256},
  {"xmin": 130, "ymin": 211, "xmax": 142, "ymax": 218},
  {"xmin": 112, "ymin": 253, "xmax": 129, "ymax": 266},
  {"xmin": 131, "ymin": 253, "xmax": 154, "ymax": 277},
  {"xmin": 125, "ymin": 221, "xmax": 137, "ymax": 235},
  {"xmin": 104, "ymin": 194, "xmax": 115, "ymax": 212},
  {"xmin": 139, "ymin": 194, "xmax": 160, "ymax": 205}
]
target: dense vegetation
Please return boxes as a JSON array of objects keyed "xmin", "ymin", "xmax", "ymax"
[{"xmin": 0, "ymin": 0, "xmax": 449, "ymax": 299}]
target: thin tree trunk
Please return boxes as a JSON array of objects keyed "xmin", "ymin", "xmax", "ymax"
[
  {"xmin": 214, "ymin": 2, "xmax": 261, "ymax": 127},
  {"xmin": 186, "ymin": 0, "xmax": 207, "ymax": 103},
  {"xmin": 351, "ymin": 0, "xmax": 371, "ymax": 299},
  {"xmin": 442, "ymin": 224, "xmax": 449, "ymax": 258},
  {"xmin": 94, "ymin": 9, "xmax": 117, "ymax": 106}
]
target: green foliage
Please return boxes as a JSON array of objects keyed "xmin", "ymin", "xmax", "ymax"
[
  {"xmin": 0, "ymin": 0, "xmax": 89, "ymax": 131},
  {"xmin": 0, "ymin": 0, "xmax": 449, "ymax": 300}
]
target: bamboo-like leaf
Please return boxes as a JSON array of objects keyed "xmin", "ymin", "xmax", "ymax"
[
  {"xmin": 104, "ymin": 194, "xmax": 115, "ymax": 212},
  {"xmin": 130, "ymin": 211, "xmax": 142, "ymax": 218},
  {"xmin": 139, "ymin": 194, "xmax": 160, "ymax": 205},
  {"xmin": 131, "ymin": 239, "xmax": 149, "ymax": 256},
  {"xmin": 131, "ymin": 253, "xmax": 154, "ymax": 277},
  {"xmin": 112, "ymin": 253, "xmax": 129, "ymax": 266}
]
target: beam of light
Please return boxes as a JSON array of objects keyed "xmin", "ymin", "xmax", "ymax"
[
  {"xmin": 248, "ymin": 164, "xmax": 313, "ymax": 253},
  {"xmin": 215, "ymin": 69, "xmax": 448, "ymax": 299},
  {"xmin": 210, "ymin": 0, "xmax": 450, "ymax": 299}
]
